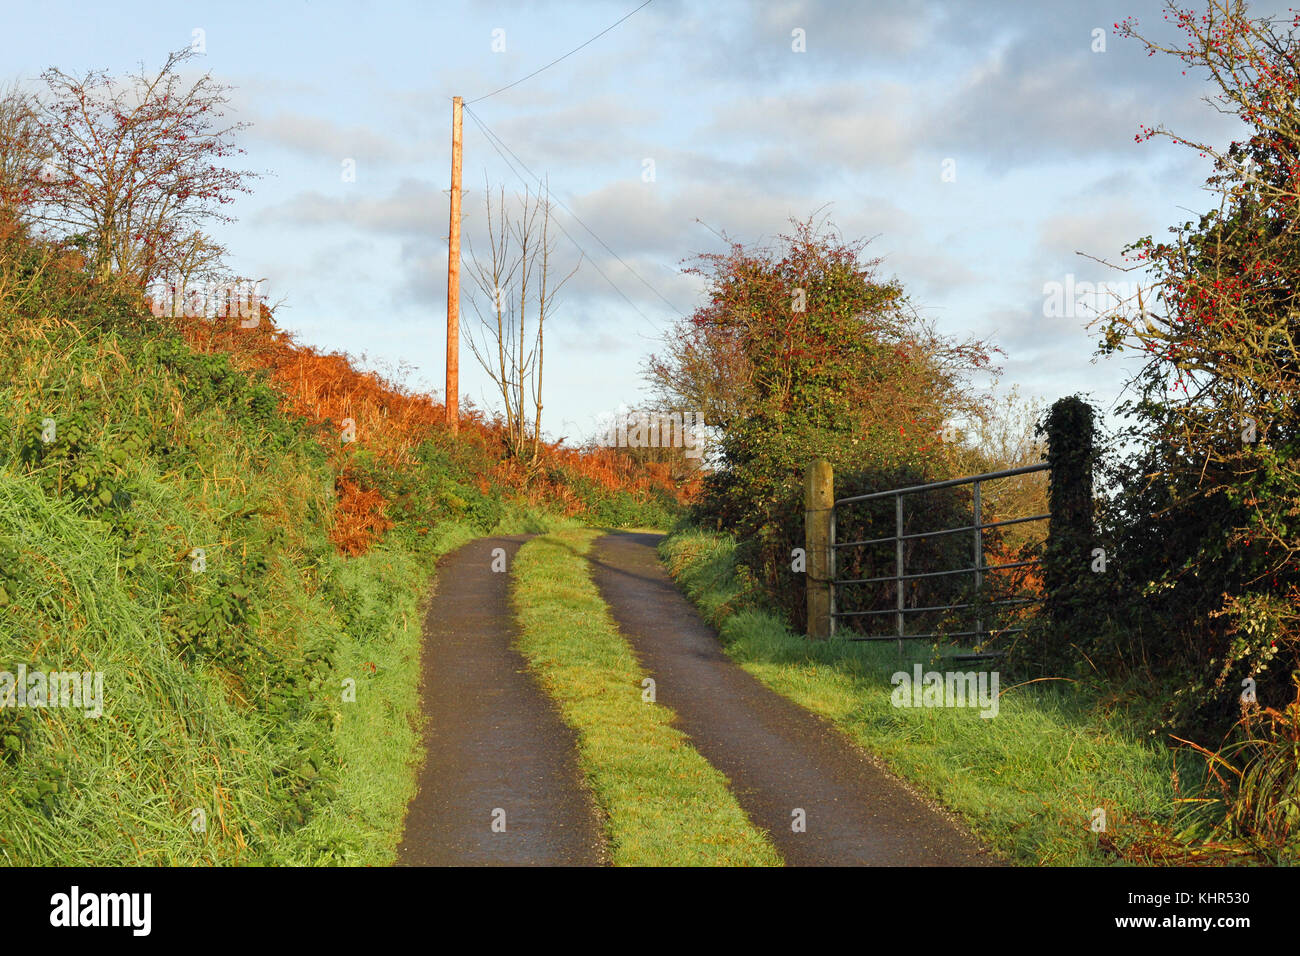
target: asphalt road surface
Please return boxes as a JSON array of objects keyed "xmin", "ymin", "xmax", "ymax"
[{"xmin": 396, "ymin": 535, "xmax": 605, "ymax": 866}]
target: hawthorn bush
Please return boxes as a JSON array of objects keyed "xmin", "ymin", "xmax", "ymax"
[
  {"xmin": 1092, "ymin": 3, "xmax": 1300, "ymax": 740},
  {"xmin": 647, "ymin": 215, "xmax": 996, "ymax": 630}
]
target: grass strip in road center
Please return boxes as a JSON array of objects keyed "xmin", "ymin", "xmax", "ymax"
[{"xmin": 510, "ymin": 527, "xmax": 782, "ymax": 866}]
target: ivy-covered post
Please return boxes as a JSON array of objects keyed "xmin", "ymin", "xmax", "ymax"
[
  {"xmin": 805, "ymin": 458, "xmax": 833, "ymax": 639},
  {"xmin": 1042, "ymin": 396, "xmax": 1096, "ymax": 652}
]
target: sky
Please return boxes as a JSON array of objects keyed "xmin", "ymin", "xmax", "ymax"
[{"xmin": 0, "ymin": 0, "xmax": 1277, "ymax": 446}]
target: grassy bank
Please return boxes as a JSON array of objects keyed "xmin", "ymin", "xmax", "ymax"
[
  {"xmin": 0, "ymin": 222, "xmax": 675, "ymax": 864},
  {"xmin": 509, "ymin": 526, "xmax": 782, "ymax": 866},
  {"xmin": 0, "ymin": 318, "xmax": 481, "ymax": 864},
  {"xmin": 658, "ymin": 528, "xmax": 1205, "ymax": 866}
]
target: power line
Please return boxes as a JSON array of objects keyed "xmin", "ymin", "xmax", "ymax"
[
  {"xmin": 464, "ymin": 103, "xmax": 682, "ymax": 317},
  {"xmin": 466, "ymin": 0, "xmax": 654, "ymax": 105},
  {"xmin": 460, "ymin": 105, "xmax": 655, "ymax": 329}
]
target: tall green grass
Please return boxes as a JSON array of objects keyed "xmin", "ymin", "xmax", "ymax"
[{"xmin": 0, "ymin": 451, "xmax": 486, "ymax": 864}]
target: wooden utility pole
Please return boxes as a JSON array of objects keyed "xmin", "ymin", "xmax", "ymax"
[{"xmin": 445, "ymin": 95, "xmax": 463, "ymax": 435}]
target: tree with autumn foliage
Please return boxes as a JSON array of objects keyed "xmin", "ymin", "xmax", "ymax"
[
  {"xmin": 12, "ymin": 48, "xmax": 256, "ymax": 289},
  {"xmin": 1090, "ymin": 1, "xmax": 1300, "ymax": 736},
  {"xmin": 647, "ymin": 214, "xmax": 997, "ymax": 628},
  {"xmin": 0, "ymin": 83, "xmax": 48, "ymax": 222}
]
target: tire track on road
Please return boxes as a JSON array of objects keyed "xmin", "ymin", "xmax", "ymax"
[{"xmin": 397, "ymin": 535, "xmax": 605, "ymax": 866}]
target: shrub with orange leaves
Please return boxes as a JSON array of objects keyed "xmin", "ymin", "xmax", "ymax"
[{"xmin": 330, "ymin": 472, "xmax": 395, "ymax": 557}]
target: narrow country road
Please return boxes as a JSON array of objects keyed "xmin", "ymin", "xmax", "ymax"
[
  {"xmin": 396, "ymin": 535, "xmax": 605, "ymax": 866},
  {"xmin": 588, "ymin": 531, "xmax": 997, "ymax": 867}
]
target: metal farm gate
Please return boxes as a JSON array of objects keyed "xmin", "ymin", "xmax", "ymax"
[{"xmin": 828, "ymin": 463, "xmax": 1050, "ymax": 655}]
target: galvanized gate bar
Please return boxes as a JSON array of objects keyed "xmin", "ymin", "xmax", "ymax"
[
  {"xmin": 973, "ymin": 478, "xmax": 983, "ymax": 641},
  {"xmin": 835, "ymin": 597, "xmax": 1039, "ymax": 618},
  {"xmin": 834, "ymin": 510, "xmax": 1050, "ymax": 550},
  {"xmin": 834, "ymin": 462, "xmax": 1049, "ymax": 506},
  {"xmin": 835, "ymin": 559, "xmax": 1040, "ymax": 587},
  {"xmin": 844, "ymin": 627, "xmax": 1028, "ymax": 643},
  {"xmin": 829, "ymin": 501, "xmax": 837, "ymax": 638},
  {"xmin": 895, "ymin": 494, "xmax": 904, "ymax": 653}
]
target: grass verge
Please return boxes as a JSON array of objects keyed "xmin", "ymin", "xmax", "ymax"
[
  {"xmin": 659, "ymin": 528, "xmax": 1203, "ymax": 866},
  {"xmin": 509, "ymin": 526, "xmax": 783, "ymax": 866}
]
